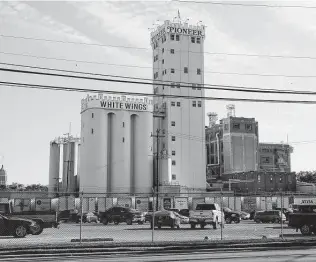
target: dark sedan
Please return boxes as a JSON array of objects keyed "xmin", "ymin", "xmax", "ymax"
[
  {"xmin": 99, "ymin": 207, "xmax": 145, "ymax": 225},
  {"xmin": 0, "ymin": 214, "xmax": 36, "ymax": 238}
]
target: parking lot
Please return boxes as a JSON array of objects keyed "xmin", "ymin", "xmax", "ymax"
[{"xmin": 0, "ymin": 220, "xmax": 301, "ymax": 247}]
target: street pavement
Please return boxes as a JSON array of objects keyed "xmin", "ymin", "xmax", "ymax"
[
  {"xmin": 0, "ymin": 220, "xmax": 301, "ymax": 247},
  {"xmin": 2, "ymin": 248, "xmax": 316, "ymax": 261}
]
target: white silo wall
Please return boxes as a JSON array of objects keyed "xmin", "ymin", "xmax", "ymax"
[
  {"xmin": 48, "ymin": 142, "xmax": 60, "ymax": 196},
  {"xmin": 134, "ymin": 112, "xmax": 153, "ymax": 194}
]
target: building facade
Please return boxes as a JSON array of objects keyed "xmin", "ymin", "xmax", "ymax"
[
  {"xmin": 221, "ymin": 171, "xmax": 296, "ymax": 193},
  {"xmin": 79, "ymin": 94, "xmax": 153, "ymax": 195},
  {"xmin": 259, "ymin": 143, "xmax": 293, "ymax": 172},
  {"xmin": 151, "ymin": 19, "xmax": 206, "ymax": 191},
  {"xmin": 206, "ymin": 107, "xmax": 259, "ymax": 179},
  {"xmin": 0, "ymin": 165, "xmax": 7, "ymax": 186}
]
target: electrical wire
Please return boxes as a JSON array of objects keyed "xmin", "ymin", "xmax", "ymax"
[
  {"xmin": 3, "ymin": 52, "xmax": 316, "ymax": 79},
  {"xmin": 2, "ymin": 63, "xmax": 316, "ymax": 96},
  {"xmin": 1, "ymin": 80, "xmax": 316, "ymax": 104},
  {"xmin": 2, "ymin": 34, "xmax": 316, "ymax": 60}
]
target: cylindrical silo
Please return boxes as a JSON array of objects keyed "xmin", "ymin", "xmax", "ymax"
[
  {"xmin": 48, "ymin": 142, "xmax": 60, "ymax": 197},
  {"xmin": 134, "ymin": 111, "xmax": 153, "ymax": 194}
]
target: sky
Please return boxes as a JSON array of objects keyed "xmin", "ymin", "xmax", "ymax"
[{"xmin": 1, "ymin": 1, "xmax": 316, "ymax": 185}]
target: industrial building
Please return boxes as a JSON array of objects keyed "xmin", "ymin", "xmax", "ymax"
[
  {"xmin": 206, "ymin": 105, "xmax": 259, "ymax": 180},
  {"xmin": 48, "ymin": 136, "xmax": 80, "ymax": 197},
  {"xmin": 79, "ymin": 94, "xmax": 154, "ymax": 195},
  {"xmin": 151, "ymin": 18, "xmax": 206, "ymax": 192},
  {"xmin": 0, "ymin": 165, "xmax": 7, "ymax": 186},
  {"xmin": 259, "ymin": 143, "xmax": 293, "ymax": 172}
]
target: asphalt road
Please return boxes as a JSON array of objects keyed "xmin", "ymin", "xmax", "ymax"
[
  {"xmin": 0, "ymin": 220, "xmax": 301, "ymax": 247},
  {"xmin": 3, "ymin": 248, "xmax": 316, "ymax": 261}
]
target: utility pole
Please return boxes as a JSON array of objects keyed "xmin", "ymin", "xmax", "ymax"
[
  {"xmin": 53, "ymin": 177, "xmax": 61, "ymax": 197},
  {"xmin": 151, "ymin": 129, "xmax": 165, "ymax": 211}
]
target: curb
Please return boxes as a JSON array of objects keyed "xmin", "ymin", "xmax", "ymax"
[{"xmin": 71, "ymin": 238, "xmax": 114, "ymax": 242}]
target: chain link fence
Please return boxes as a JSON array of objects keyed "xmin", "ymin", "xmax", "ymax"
[{"xmin": 0, "ymin": 190, "xmax": 312, "ymax": 246}]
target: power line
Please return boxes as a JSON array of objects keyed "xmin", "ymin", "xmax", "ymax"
[
  {"xmin": 2, "ymin": 80, "xmax": 316, "ymax": 105},
  {"xmin": 3, "ymin": 52, "xmax": 316, "ymax": 79},
  {"xmin": 2, "ymin": 63, "xmax": 316, "ymax": 96},
  {"xmin": 1, "ymin": 34, "xmax": 316, "ymax": 60},
  {"xmin": 171, "ymin": 0, "xmax": 316, "ymax": 9}
]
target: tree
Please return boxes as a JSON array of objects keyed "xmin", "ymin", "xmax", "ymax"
[{"xmin": 297, "ymin": 171, "xmax": 316, "ymax": 184}]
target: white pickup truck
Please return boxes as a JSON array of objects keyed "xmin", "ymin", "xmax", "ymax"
[{"xmin": 189, "ymin": 203, "xmax": 224, "ymax": 229}]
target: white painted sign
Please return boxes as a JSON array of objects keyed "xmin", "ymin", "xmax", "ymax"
[{"xmin": 294, "ymin": 198, "xmax": 316, "ymax": 205}]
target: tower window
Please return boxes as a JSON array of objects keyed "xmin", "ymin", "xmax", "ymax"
[
  {"xmin": 171, "ymin": 68, "xmax": 175, "ymax": 73},
  {"xmin": 197, "ymin": 37, "xmax": 201, "ymax": 44},
  {"xmin": 184, "ymin": 67, "xmax": 188, "ymax": 73},
  {"xmin": 177, "ymin": 102, "xmax": 181, "ymax": 107},
  {"xmin": 171, "ymin": 101, "xmax": 176, "ymax": 106},
  {"xmin": 170, "ymin": 34, "xmax": 175, "ymax": 41},
  {"xmin": 171, "ymin": 121, "xmax": 175, "ymax": 126},
  {"xmin": 176, "ymin": 35, "xmax": 180, "ymax": 41},
  {"xmin": 233, "ymin": 123, "xmax": 240, "ymax": 129},
  {"xmin": 162, "ymin": 48, "xmax": 164, "ymax": 53},
  {"xmin": 172, "ymin": 174, "xmax": 176, "ymax": 180},
  {"xmin": 197, "ymin": 84, "xmax": 202, "ymax": 90},
  {"xmin": 198, "ymin": 101, "xmax": 202, "ymax": 107},
  {"xmin": 122, "ymin": 137, "xmax": 125, "ymax": 143},
  {"xmin": 171, "ymin": 82, "xmax": 175, "ymax": 88},
  {"xmin": 172, "ymin": 136, "xmax": 176, "ymax": 141},
  {"xmin": 91, "ymin": 128, "xmax": 94, "ymax": 134},
  {"xmin": 192, "ymin": 84, "xmax": 196, "ymax": 90},
  {"xmin": 191, "ymin": 37, "xmax": 195, "ymax": 43},
  {"xmin": 246, "ymin": 124, "xmax": 252, "ymax": 131},
  {"xmin": 177, "ymin": 83, "xmax": 180, "ymax": 88},
  {"xmin": 170, "ymin": 49, "xmax": 175, "ymax": 54},
  {"xmin": 92, "ymin": 113, "xmax": 94, "ymax": 118},
  {"xmin": 172, "ymin": 150, "xmax": 176, "ymax": 156},
  {"xmin": 192, "ymin": 101, "xmax": 196, "ymax": 107},
  {"xmin": 162, "ymin": 59, "xmax": 164, "ymax": 64},
  {"xmin": 197, "ymin": 68, "xmax": 201, "ymax": 75},
  {"xmin": 122, "ymin": 122, "xmax": 125, "ymax": 127},
  {"xmin": 172, "ymin": 160, "xmax": 176, "ymax": 166}
]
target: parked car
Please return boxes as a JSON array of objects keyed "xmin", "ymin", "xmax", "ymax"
[
  {"xmin": 179, "ymin": 209, "xmax": 190, "ymax": 217},
  {"xmin": 254, "ymin": 210, "xmax": 286, "ymax": 223},
  {"xmin": 240, "ymin": 211, "xmax": 250, "ymax": 220},
  {"xmin": 223, "ymin": 207, "xmax": 241, "ymax": 224},
  {"xmin": 150, "ymin": 211, "xmax": 181, "ymax": 229},
  {"xmin": 166, "ymin": 208, "xmax": 180, "ymax": 213},
  {"xmin": 76, "ymin": 212, "xmax": 99, "ymax": 223},
  {"xmin": 0, "ymin": 214, "xmax": 37, "ymax": 238},
  {"xmin": 99, "ymin": 207, "xmax": 145, "ymax": 225},
  {"xmin": 173, "ymin": 212, "xmax": 189, "ymax": 224},
  {"xmin": 288, "ymin": 204, "xmax": 316, "ymax": 235},
  {"xmin": 189, "ymin": 203, "xmax": 224, "ymax": 229},
  {"xmin": 273, "ymin": 207, "xmax": 293, "ymax": 221}
]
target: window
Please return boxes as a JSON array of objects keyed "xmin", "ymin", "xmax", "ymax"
[
  {"xmin": 164, "ymin": 69, "xmax": 167, "ymax": 75},
  {"xmin": 198, "ymin": 101, "xmax": 202, "ymax": 107},
  {"xmin": 162, "ymin": 70, "xmax": 165, "ymax": 76},
  {"xmin": 170, "ymin": 34, "xmax": 175, "ymax": 40},
  {"xmin": 154, "ymin": 72, "xmax": 158, "ymax": 79},
  {"xmin": 197, "ymin": 37, "xmax": 201, "ymax": 44},
  {"xmin": 176, "ymin": 83, "xmax": 180, "ymax": 88},
  {"xmin": 171, "ymin": 82, "xmax": 175, "ymax": 88},
  {"xmin": 191, "ymin": 37, "xmax": 195, "ymax": 43},
  {"xmin": 262, "ymin": 157, "xmax": 270, "ymax": 164},
  {"xmin": 279, "ymin": 175, "xmax": 283, "ymax": 183},
  {"xmin": 177, "ymin": 102, "xmax": 181, "ymax": 107},
  {"xmin": 197, "ymin": 84, "xmax": 201, "ymax": 90},
  {"xmin": 171, "ymin": 121, "xmax": 175, "ymax": 126},
  {"xmin": 270, "ymin": 175, "xmax": 273, "ymax": 183},
  {"xmin": 172, "ymin": 150, "xmax": 176, "ymax": 156},
  {"xmin": 172, "ymin": 174, "xmax": 176, "ymax": 180},
  {"xmin": 171, "ymin": 101, "xmax": 176, "ymax": 106},
  {"xmin": 184, "ymin": 67, "xmax": 188, "ymax": 73},
  {"xmin": 258, "ymin": 174, "xmax": 261, "ymax": 182},
  {"xmin": 162, "ymin": 48, "xmax": 164, "ymax": 53},
  {"xmin": 122, "ymin": 137, "xmax": 125, "ymax": 143},
  {"xmin": 289, "ymin": 174, "xmax": 292, "ymax": 184},
  {"xmin": 192, "ymin": 84, "xmax": 196, "ymax": 90},
  {"xmin": 122, "ymin": 122, "xmax": 125, "ymax": 127},
  {"xmin": 170, "ymin": 49, "xmax": 175, "ymax": 54},
  {"xmin": 246, "ymin": 124, "xmax": 252, "ymax": 131},
  {"xmin": 192, "ymin": 101, "xmax": 196, "ymax": 107},
  {"xmin": 176, "ymin": 35, "xmax": 180, "ymax": 41},
  {"xmin": 233, "ymin": 123, "xmax": 240, "ymax": 129},
  {"xmin": 172, "ymin": 160, "xmax": 176, "ymax": 165},
  {"xmin": 92, "ymin": 113, "xmax": 94, "ymax": 118},
  {"xmin": 162, "ymin": 59, "xmax": 164, "ymax": 64},
  {"xmin": 91, "ymin": 128, "xmax": 94, "ymax": 134},
  {"xmin": 197, "ymin": 68, "xmax": 201, "ymax": 75},
  {"xmin": 171, "ymin": 68, "xmax": 175, "ymax": 73},
  {"xmin": 172, "ymin": 136, "xmax": 176, "ymax": 141}
]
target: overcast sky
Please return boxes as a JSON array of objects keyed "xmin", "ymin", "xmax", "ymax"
[{"xmin": 1, "ymin": 1, "xmax": 316, "ymax": 185}]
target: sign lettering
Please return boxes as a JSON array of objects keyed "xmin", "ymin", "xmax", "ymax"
[{"xmin": 100, "ymin": 101, "xmax": 147, "ymax": 111}]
